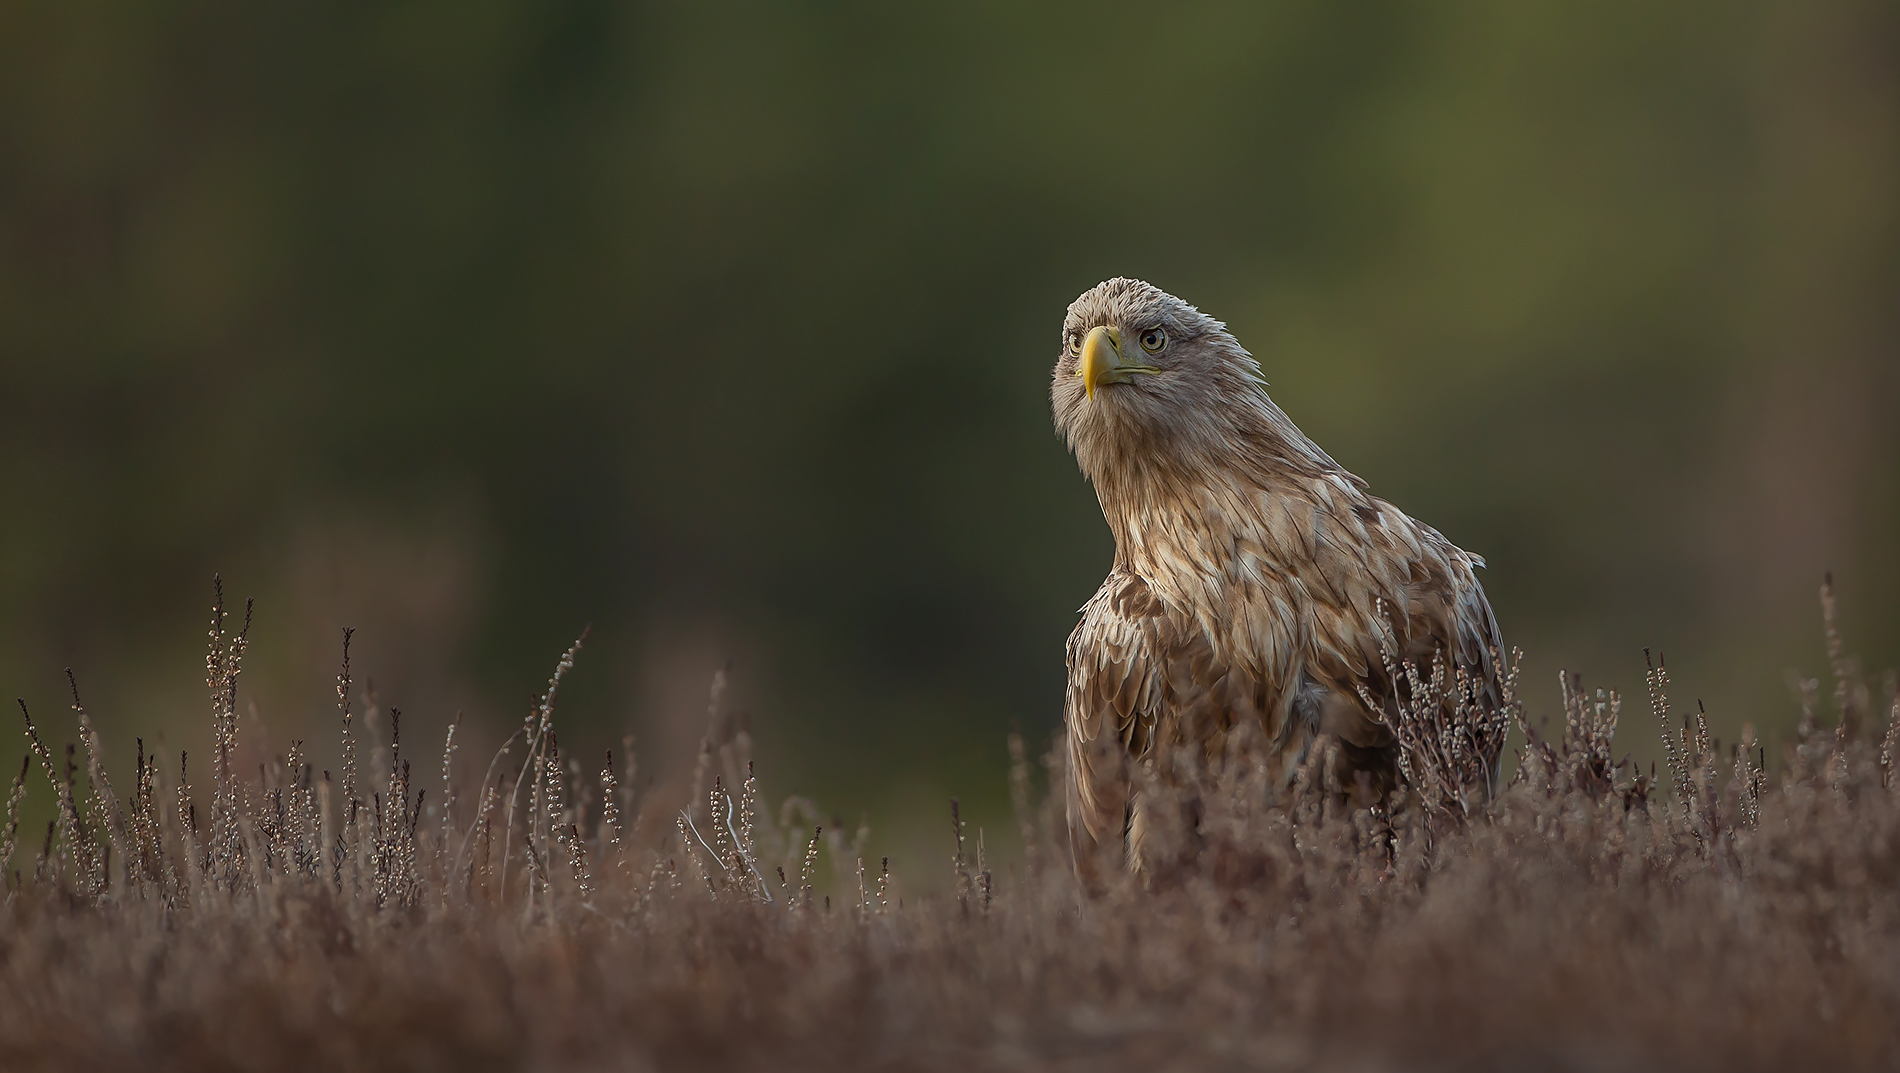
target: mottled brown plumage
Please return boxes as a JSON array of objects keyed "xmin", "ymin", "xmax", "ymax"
[{"xmin": 1051, "ymin": 278, "xmax": 1504, "ymax": 870}]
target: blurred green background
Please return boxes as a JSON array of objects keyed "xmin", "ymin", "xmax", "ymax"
[{"xmin": 2, "ymin": 1, "xmax": 1896, "ymax": 853}]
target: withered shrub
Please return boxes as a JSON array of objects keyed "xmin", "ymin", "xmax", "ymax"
[{"xmin": 1, "ymin": 579, "xmax": 1897, "ymax": 1073}]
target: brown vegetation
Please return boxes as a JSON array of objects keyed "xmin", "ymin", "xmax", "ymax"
[{"xmin": 1, "ymin": 579, "xmax": 1897, "ymax": 1072}]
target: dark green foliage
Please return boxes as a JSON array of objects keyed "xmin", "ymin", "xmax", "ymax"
[{"xmin": 1, "ymin": 2, "xmax": 1896, "ymax": 823}]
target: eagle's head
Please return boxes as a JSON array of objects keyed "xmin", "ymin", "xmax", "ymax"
[{"xmin": 1051, "ymin": 278, "xmax": 1271, "ymax": 490}]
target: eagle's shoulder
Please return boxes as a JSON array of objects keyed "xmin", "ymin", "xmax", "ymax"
[{"xmin": 1279, "ymin": 474, "xmax": 1503, "ymax": 708}]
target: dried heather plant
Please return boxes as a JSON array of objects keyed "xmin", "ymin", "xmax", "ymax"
[
  {"xmin": 1881, "ymin": 675, "xmax": 1900, "ymax": 791},
  {"xmin": 2, "ymin": 576, "xmax": 1897, "ymax": 1073},
  {"xmin": 66, "ymin": 672, "xmax": 130, "ymax": 897},
  {"xmin": 1, "ymin": 754, "xmax": 26, "ymax": 889},
  {"xmin": 1515, "ymin": 671, "xmax": 1620, "ymax": 798},
  {"xmin": 204, "ymin": 580, "xmax": 254, "ymax": 890},
  {"xmin": 1364, "ymin": 640, "xmax": 1518, "ymax": 824},
  {"xmin": 501, "ymin": 628, "xmax": 587, "ymax": 909},
  {"xmin": 17, "ymin": 700, "xmax": 81, "ymax": 893}
]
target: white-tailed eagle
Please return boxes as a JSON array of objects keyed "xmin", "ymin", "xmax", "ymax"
[{"xmin": 1051, "ymin": 278, "xmax": 1505, "ymax": 870}]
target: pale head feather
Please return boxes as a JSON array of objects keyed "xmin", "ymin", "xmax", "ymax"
[{"xmin": 1050, "ymin": 278, "xmax": 1355, "ymax": 585}]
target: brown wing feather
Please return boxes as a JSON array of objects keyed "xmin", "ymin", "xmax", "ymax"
[
  {"xmin": 1064, "ymin": 571, "xmax": 1165, "ymax": 849},
  {"xmin": 1066, "ymin": 569, "xmax": 1312, "ymax": 856},
  {"xmin": 1293, "ymin": 486, "xmax": 1506, "ymax": 780}
]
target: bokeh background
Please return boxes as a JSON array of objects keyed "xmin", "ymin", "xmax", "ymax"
[{"xmin": 3, "ymin": 1, "xmax": 1896, "ymax": 855}]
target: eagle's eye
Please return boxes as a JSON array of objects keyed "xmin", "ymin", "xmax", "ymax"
[
  {"xmin": 1139, "ymin": 327, "xmax": 1167, "ymax": 353},
  {"xmin": 1066, "ymin": 331, "xmax": 1083, "ymax": 356}
]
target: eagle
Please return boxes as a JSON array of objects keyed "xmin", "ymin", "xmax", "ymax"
[{"xmin": 1051, "ymin": 278, "xmax": 1504, "ymax": 871}]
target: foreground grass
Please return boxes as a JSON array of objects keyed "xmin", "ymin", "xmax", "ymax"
[{"xmin": 1, "ymin": 584, "xmax": 1898, "ymax": 1072}]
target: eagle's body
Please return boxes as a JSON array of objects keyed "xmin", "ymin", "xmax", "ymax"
[{"xmin": 1051, "ymin": 278, "xmax": 1503, "ymax": 868}]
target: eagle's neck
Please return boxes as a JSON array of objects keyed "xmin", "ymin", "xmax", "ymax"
[
  {"xmin": 1083, "ymin": 394, "xmax": 1345, "ymax": 627},
  {"xmin": 1096, "ymin": 456, "xmax": 1250, "ymax": 589}
]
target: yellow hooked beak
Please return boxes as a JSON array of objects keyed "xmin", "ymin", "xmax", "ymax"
[{"xmin": 1077, "ymin": 325, "xmax": 1160, "ymax": 399}]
